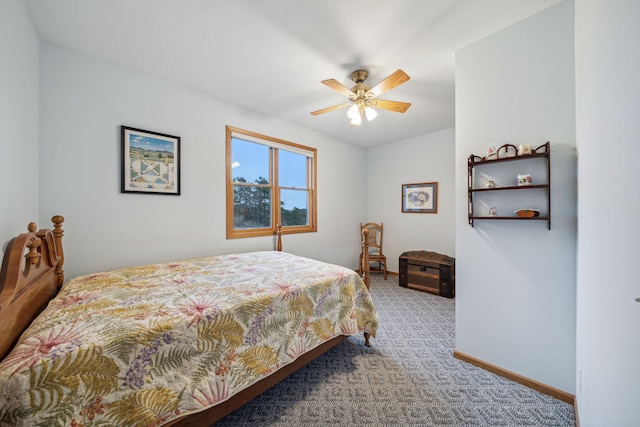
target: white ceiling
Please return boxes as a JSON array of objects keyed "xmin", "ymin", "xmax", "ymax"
[{"xmin": 24, "ymin": 0, "xmax": 563, "ymax": 148}]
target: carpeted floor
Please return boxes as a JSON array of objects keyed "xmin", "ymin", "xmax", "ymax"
[{"xmin": 214, "ymin": 275, "xmax": 576, "ymax": 426}]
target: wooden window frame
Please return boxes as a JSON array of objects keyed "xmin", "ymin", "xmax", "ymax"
[{"xmin": 226, "ymin": 126, "xmax": 317, "ymax": 239}]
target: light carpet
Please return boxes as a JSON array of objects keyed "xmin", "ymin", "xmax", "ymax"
[{"xmin": 214, "ymin": 275, "xmax": 576, "ymax": 426}]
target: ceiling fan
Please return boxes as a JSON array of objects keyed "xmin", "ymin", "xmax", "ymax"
[{"xmin": 310, "ymin": 69, "xmax": 411, "ymax": 126}]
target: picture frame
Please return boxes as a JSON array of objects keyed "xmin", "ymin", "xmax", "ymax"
[
  {"xmin": 121, "ymin": 126, "xmax": 181, "ymax": 195},
  {"xmin": 402, "ymin": 182, "xmax": 438, "ymax": 213}
]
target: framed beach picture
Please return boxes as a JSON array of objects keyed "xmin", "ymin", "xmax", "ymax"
[
  {"xmin": 402, "ymin": 182, "xmax": 438, "ymax": 213},
  {"xmin": 121, "ymin": 126, "xmax": 181, "ymax": 195}
]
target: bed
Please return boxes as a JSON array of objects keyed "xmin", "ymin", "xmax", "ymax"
[{"xmin": 0, "ymin": 216, "xmax": 378, "ymax": 426}]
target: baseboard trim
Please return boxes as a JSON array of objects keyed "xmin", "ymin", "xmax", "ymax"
[
  {"xmin": 573, "ymin": 396, "xmax": 580, "ymax": 427},
  {"xmin": 453, "ymin": 350, "xmax": 575, "ymax": 405}
]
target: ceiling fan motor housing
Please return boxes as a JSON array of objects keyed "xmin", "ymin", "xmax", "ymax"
[
  {"xmin": 350, "ymin": 70, "xmax": 371, "ymax": 98},
  {"xmin": 350, "ymin": 70, "xmax": 368, "ymax": 84}
]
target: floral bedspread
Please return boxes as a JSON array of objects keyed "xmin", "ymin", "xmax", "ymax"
[{"xmin": 0, "ymin": 251, "xmax": 378, "ymax": 427}]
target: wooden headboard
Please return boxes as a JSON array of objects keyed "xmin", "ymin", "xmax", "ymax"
[{"xmin": 0, "ymin": 215, "xmax": 64, "ymax": 360}]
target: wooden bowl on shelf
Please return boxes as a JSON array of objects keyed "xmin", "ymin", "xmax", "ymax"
[{"xmin": 514, "ymin": 209, "xmax": 540, "ymax": 218}]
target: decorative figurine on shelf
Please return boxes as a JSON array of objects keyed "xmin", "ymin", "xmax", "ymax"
[
  {"xmin": 489, "ymin": 206, "xmax": 497, "ymax": 216},
  {"xmin": 485, "ymin": 180, "xmax": 496, "ymax": 188},
  {"xmin": 518, "ymin": 144, "xmax": 532, "ymax": 155},
  {"xmin": 486, "ymin": 139, "xmax": 497, "ymax": 160},
  {"xmin": 517, "ymin": 174, "xmax": 532, "ymax": 186},
  {"xmin": 498, "ymin": 143, "xmax": 517, "ymax": 159}
]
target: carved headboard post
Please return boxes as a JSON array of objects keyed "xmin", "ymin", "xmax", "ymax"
[
  {"xmin": 25, "ymin": 223, "xmax": 42, "ymax": 266},
  {"xmin": 51, "ymin": 215, "xmax": 65, "ymax": 288}
]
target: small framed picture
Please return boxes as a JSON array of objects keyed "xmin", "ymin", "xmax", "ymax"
[
  {"xmin": 121, "ymin": 126, "xmax": 181, "ymax": 195},
  {"xmin": 402, "ymin": 182, "xmax": 438, "ymax": 214}
]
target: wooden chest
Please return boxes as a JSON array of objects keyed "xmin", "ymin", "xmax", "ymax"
[{"xmin": 399, "ymin": 251, "xmax": 455, "ymax": 298}]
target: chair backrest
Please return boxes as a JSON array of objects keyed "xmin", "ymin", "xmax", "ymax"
[{"xmin": 360, "ymin": 222, "xmax": 384, "ymax": 255}]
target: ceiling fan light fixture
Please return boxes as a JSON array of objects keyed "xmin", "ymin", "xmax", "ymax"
[
  {"xmin": 347, "ymin": 103, "xmax": 359, "ymax": 120},
  {"xmin": 365, "ymin": 106, "xmax": 378, "ymax": 121},
  {"xmin": 350, "ymin": 112, "xmax": 362, "ymax": 126}
]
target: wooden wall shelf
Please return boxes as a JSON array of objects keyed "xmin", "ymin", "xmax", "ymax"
[{"xmin": 468, "ymin": 142, "xmax": 551, "ymax": 230}]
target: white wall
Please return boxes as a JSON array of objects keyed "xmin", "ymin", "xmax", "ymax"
[
  {"xmin": 575, "ymin": 0, "xmax": 640, "ymax": 425},
  {"xmin": 38, "ymin": 43, "xmax": 367, "ymax": 280},
  {"xmin": 455, "ymin": 0, "xmax": 576, "ymax": 393},
  {"xmin": 366, "ymin": 128, "xmax": 455, "ymax": 273},
  {"xmin": 0, "ymin": 0, "xmax": 39, "ymax": 254}
]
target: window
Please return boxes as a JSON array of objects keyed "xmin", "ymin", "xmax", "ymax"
[{"xmin": 226, "ymin": 126, "xmax": 317, "ymax": 239}]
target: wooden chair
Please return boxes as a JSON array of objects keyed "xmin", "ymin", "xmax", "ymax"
[{"xmin": 359, "ymin": 222, "xmax": 387, "ymax": 280}]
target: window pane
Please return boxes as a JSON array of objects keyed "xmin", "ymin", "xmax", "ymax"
[
  {"xmin": 234, "ymin": 186, "xmax": 272, "ymax": 229},
  {"xmin": 232, "ymin": 138, "xmax": 270, "ymax": 184},
  {"xmin": 278, "ymin": 150, "xmax": 307, "ymax": 188},
  {"xmin": 280, "ymin": 189, "xmax": 308, "ymax": 226},
  {"xmin": 227, "ymin": 126, "xmax": 316, "ymax": 239}
]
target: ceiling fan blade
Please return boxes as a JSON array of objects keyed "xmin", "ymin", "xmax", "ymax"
[
  {"xmin": 367, "ymin": 69, "xmax": 410, "ymax": 98},
  {"xmin": 321, "ymin": 79, "xmax": 355, "ymax": 98},
  {"xmin": 310, "ymin": 102, "xmax": 352, "ymax": 116},
  {"xmin": 370, "ymin": 99, "xmax": 411, "ymax": 113}
]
